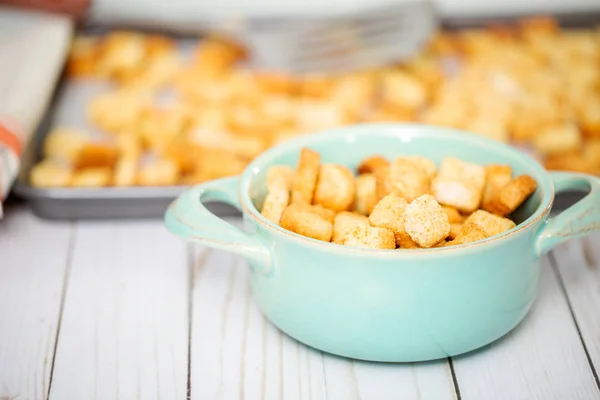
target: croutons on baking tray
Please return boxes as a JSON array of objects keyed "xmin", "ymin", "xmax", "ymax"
[{"xmin": 260, "ymin": 147, "xmax": 536, "ymax": 249}]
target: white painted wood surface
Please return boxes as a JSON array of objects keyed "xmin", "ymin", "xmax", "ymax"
[
  {"xmin": 189, "ymin": 246, "xmax": 457, "ymax": 400},
  {"xmin": 552, "ymin": 234, "xmax": 600, "ymax": 389},
  {"xmin": 1, "ymin": 207, "xmax": 600, "ymax": 400},
  {"xmin": 452, "ymin": 256, "xmax": 600, "ymax": 400},
  {"xmin": 0, "ymin": 207, "xmax": 72, "ymax": 400},
  {"xmin": 48, "ymin": 220, "xmax": 189, "ymax": 400}
]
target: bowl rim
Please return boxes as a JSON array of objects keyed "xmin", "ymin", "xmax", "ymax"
[{"xmin": 239, "ymin": 123, "xmax": 554, "ymax": 255}]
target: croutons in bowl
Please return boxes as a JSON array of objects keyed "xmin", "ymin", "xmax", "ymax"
[{"xmin": 166, "ymin": 123, "xmax": 600, "ymax": 362}]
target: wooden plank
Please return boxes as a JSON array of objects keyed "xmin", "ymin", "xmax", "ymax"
[
  {"xmin": 452, "ymin": 256, "xmax": 600, "ymax": 400},
  {"xmin": 189, "ymin": 246, "xmax": 457, "ymax": 400},
  {"xmin": 48, "ymin": 220, "xmax": 189, "ymax": 400},
  {"xmin": 0, "ymin": 207, "xmax": 72, "ymax": 400},
  {"xmin": 552, "ymin": 234, "xmax": 600, "ymax": 389}
]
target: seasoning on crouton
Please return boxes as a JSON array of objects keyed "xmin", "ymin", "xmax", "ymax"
[
  {"xmin": 314, "ymin": 164, "xmax": 355, "ymax": 212},
  {"xmin": 402, "ymin": 194, "xmax": 451, "ymax": 248},
  {"xmin": 341, "ymin": 225, "xmax": 396, "ymax": 249},
  {"xmin": 394, "ymin": 155, "xmax": 437, "ymax": 180},
  {"xmin": 261, "ymin": 165, "xmax": 295, "ymax": 224},
  {"xmin": 291, "ymin": 148, "xmax": 320, "ymax": 204},
  {"xmin": 482, "ymin": 164, "xmax": 512, "ymax": 211},
  {"xmin": 369, "ymin": 194, "xmax": 418, "ymax": 248},
  {"xmin": 280, "ymin": 203, "xmax": 333, "ymax": 242},
  {"xmin": 432, "ymin": 157, "xmax": 486, "ymax": 213},
  {"xmin": 358, "ymin": 155, "xmax": 390, "ymax": 174},
  {"xmin": 464, "ymin": 210, "xmax": 516, "ymax": 237},
  {"xmin": 485, "ymin": 175, "xmax": 537, "ymax": 216},
  {"xmin": 446, "ymin": 222, "xmax": 489, "ymax": 246},
  {"xmin": 333, "ymin": 212, "xmax": 370, "ymax": 244},
  {"xmin": 354, "ymin": 174, "xmax": 379, "ymax": 215}
]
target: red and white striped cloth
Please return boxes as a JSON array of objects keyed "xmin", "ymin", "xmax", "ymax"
[{"xmin": 0, "ymin": 6, "xmax": 72, "ymax": 217}]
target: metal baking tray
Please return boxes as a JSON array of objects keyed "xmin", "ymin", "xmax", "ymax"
[{"xmin": 13, "ymin": 11, "xmax": 599, "ymax": 220}]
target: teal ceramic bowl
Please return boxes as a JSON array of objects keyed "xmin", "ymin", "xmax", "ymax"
[{"xmin": 165, "ymin": 124, "xmax": 600, "ymax": 362}]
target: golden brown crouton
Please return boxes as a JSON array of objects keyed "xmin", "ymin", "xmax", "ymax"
[
  {"xmin": 113, "ymin": 156, "xmax": 138, "ymax": 187},
  {"xmin": 71, "ymin": 167, "xmax": 112, "ymax": 187},
  {"xmin": 437, "ymin": 157, "xmax": 486, "ymax": 190},
  {"xmin": 333, "ymin": 212, "xmax": 370, "ymax": 244},
  {"xmin": 533, "ymin": 123, "xmax": 582, "ymax": 156},
  {"xmin": 485, "ymin": 175, "xmax": 537, "ymax": 216},
  {"xmin": 446, "ymin": 222, "xmax": 488, "ymax": 246},
  {"xmin": 432, "ymin": 157, "xmax": 486, "ymax": 213},
  {"xmin": 313, "ymin": 164, "xmax": 355, "ymax": 212},
  {"xmin": 354, "ymin": 174, "xmax": 379, "ymax": 215},
  {"xmin": 291, "ymin": 148, "xmax": 320, "ymax": 204},
  {"xmin": 402, "ymin": 194, "xmax": 451, "ymax": 248},
  {"xmin": 441, "ymin": 205, "xmax": 463, "ymax": 223},
  {"xmin": 137, "ymin": 159, "xmax": 179, "ymax": 186},
  {"xmin": 394, "ymin": 155, "xmax": 437, "ymax": 180},
  {"xmin": 368, "ymin": 194, "xmax": 418, "ymax": 248},
  {"xmin": 341, "ymin": 225, "xmax": 396, "ymax": 250},
  {"xmin": 383, "ymin": 159, "xmax": 431, "ymax": 202},
  {"xmin": 280, "ymin": 204, "xmax": 333, "ymax": 242},
  {"xmin": 358, "ymin": 155, "xmax": 390, "ymax": 174},
  {"xmin": 464, "ymin": 210, "xmax": 516, "ymax": 237},
  {"xmin": 43, "ymin": 128, "xmax": 90, "ymax": 163},
  {"xmin": 431, "ymin": 178, "xmax": 482, "ymax": 214},
  {"xmin": 482, "ymin": 164, "xmax": 513, "ymax": 211},
  {"xmin": 261, "ymin": 166, "xmax": 295, "ymax": 224},
  {"xmin": 74, "ymin": 143, "xmax": 119, "ymax": 170},
  {"xmin": 448, "ymin": 223, "xmax": 463, "ymax": 240},
  {"xmin": 288, "ymin": 202, "xmax": 336, "ymax": 223},
  {"xmin": 30, "ymin": 160, "xmax": 73, "ymax": 188}
]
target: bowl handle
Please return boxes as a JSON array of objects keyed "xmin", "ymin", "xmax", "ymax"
[
  {"xmin": 164, "ymin": 177, "xmax": 271, "ymax": 274},
  {"xmin": 536, "ymin": 172, "xmax": 600, "ymax": 256}
]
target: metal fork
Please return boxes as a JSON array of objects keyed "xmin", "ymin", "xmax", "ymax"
[{"xmin": 237, "ymin": 0, "xmax": 438, "ymax": 74}]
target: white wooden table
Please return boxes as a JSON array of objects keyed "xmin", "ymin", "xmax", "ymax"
[{"xmin": 1, "ymin": 204, "xmax": 599, "ymax": 400}]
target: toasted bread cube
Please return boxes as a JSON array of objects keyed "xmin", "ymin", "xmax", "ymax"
[
  {"xmin": 71, "ymin": 167, "xmax": 112, "ymax": 187},
  {"xmin": 341, "ymin": 225, "xmax": 396, "ymax": 249},
  {"xmin": 385, "ymin": 159, "xmax": 431, "ymax": 202},
  {"xmin": 464, "ymin": 210, "xmax": 516, "ymax": 237},
  {"xmin": 486, "ymin": 175, "xmax": 537, "ymax": 216},
  {"xmin": 482, "ymin": 164, "xmax": 513, "ymax": 210},
  {"xmin": 441, "ymin": 205, "xmax": 463, "ymax": 223},
  {"xmin": 402, "ymin": 194, "xmax": 451, "ymax": 248},
  {"xmin": 394, "ymin": 155, "xmax": 437, "ymax": 180},
  {"xmin": 368, "ymin": 194, "xmax": 416, "ymax": 247},
  {"xmin": 288, "ymin": 202, "xmax": 336, "ymax": 223},
  {"xmin": 74, "ymin": 143, "xmax": 119, "ymax": 170},
  {"xmin": 374, "ymin": 166, "xmax": 392, "ymax": 199},
  {"xmin": 354, "ymin": 174, "xmax": 378, "ymax": 216},
  {"xmin": 333, "ymin": 212, "xmax": 370, "ymax": 244},
  {"xmin": 261, "ymin": 166, "xmax": 295, "ymax": 224},
  {"xmin": 438, "ymin": 157, "xmax": 486, "ymax": 190},
  {"xmin": 280, "ymin": 204, "xmax": 333, "ymax": 242},
  {"xmin": 395, "ymin": 230, "xmax": 420, "ymax": 248},
  {"xmin": 291, "ymin": 148, "xmax": 320, "ymax": 204},
  {"xmin": 533, "ymin": 123, "xmax": 582, "ymax": 156},
  {"xmin": 313, "ymin": 164, "xmax": 355, "ymax": 212},
  {"xmin": 358, "ymin": 155, "xmax": 390, "ymax": 174},
  {"xmin": 30, "ymin": 160, "xmax": 72, "ymax": 188},
  {"xmin": 446, "ymin": 222, "xmax": 489, "ymax": 246},
  {"xmin": 431, "ymin": 177, "xmax": 482, "ymax": 213},
  {"xmin": 43, "ymin": 128, "xmax": 90, "ymax": 163},
  {"xmin": 448, "ymin": 223, "xmax": 463, "ymax": 240},
  {"xmin": 381, "ymin": 71, "xmax": 427, "ymax": 110},
  {"xmin": 137, "ymin": 159, "xmax": 179, "ymax": 186},
  {"xmin": 113, "ymin": 156, "xmax": 138, "ymax": 187}
]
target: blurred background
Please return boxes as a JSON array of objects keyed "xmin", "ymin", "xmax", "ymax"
[{"xmin": 1, "ymin": 0, "xmax": 600, "ymax": 219}]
